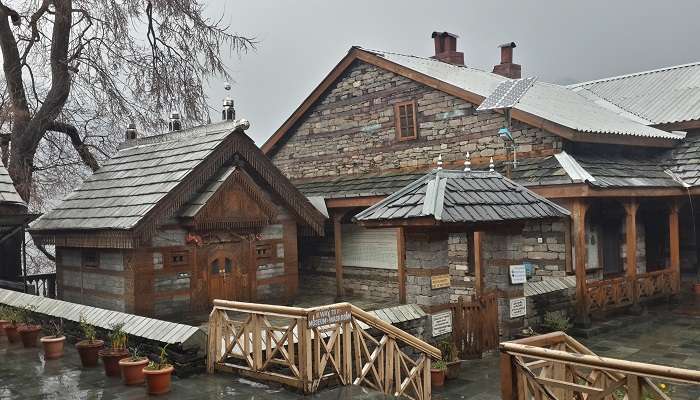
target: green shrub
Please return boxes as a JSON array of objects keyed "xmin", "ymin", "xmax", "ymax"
[{"xmin": 542, "ymin": 311, "xmax": 572, "ymax": 332}]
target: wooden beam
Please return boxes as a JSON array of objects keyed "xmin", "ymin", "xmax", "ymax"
[
  {"xmin": 669, "ymin": 200, "xmax": 680, "ymax": 294},
  {"xmin": 474, "ymin": 231, "xmax": 483, "ymax": 296},
  {"xmin": 325, "ymin": 196, "xmax": 385, "ymax": 209},
  {"xmin": 531, "ymin": 184, "xmax": 687, "ymax": 199},
  {"xmin": 397, "ymin": 227, "xmax": 407, "ymax": 304},
  {"xmin": 333, "ymin": 214, "xmax": 345, "ymax": 299},
  {"xmin": 623, "ymin": 199, "xmax": 640, "ymax": 308},
  {"xmin": 572, "ymin": 199, "xmax": 590, "ymax": 327}
]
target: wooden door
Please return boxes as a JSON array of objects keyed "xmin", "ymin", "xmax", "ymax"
[{"xmin": 207, "ymin": 242, "xmax": 250, "ymax": 305}]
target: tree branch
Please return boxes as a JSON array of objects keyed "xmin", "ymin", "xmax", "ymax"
[{"xmin": 47, "ymin": 121, "xmax": 99, "ymax": 171}]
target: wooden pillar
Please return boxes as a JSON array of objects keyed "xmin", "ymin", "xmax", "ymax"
[
  {"xmin": 473, "ymin": 231, "xmax": 483, "ymax": 296},
  {"xmin": 669, "ymin": 200, "xmax": 680, "ymax": 294},
  {"xmin": 572, "ymin": 199, "xmax": 590, "ymax": 327},
  {"xmin": 333, "ymin": 214, "xmax": 345, "ymax": 300},
  {"xmin": 397, "ymin": 227, "xmax": 407, "ymax": 304},
  {"xmin": 623, "ymin": 199, "xmax": 640, "ymax": 309}
]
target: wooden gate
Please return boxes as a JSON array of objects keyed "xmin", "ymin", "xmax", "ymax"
[
  {"xmin": 452, "ymin": 291, "xmax": 499, "ymax": 359},
  {"xmin": 208, "ymin": 243, "xmax": 250, "ymax": 304}
]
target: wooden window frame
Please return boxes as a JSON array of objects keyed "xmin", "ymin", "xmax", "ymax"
[
  {"xmin": 394, "ymin": 100, "xmax": 418, "ymax": 141},
  {"xmin": 83, "ymin": 250, "xmax": 99, "ymax": 268},
  {"xmin": 171, "ymin": 250, "xmax": 188, "ymax": 267}
]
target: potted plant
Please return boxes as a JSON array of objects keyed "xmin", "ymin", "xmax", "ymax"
[
  {"xmin": 99, "ymin": 322, "xmax": 130, "ymax": 377},
  {"xmin": 430, "ymin": 359, "xmax": 447, "ymax": 387},
  {"xmin": 3, "ymin": 307, "xmax": 20, "ymax": 344},
  {"xmin": 17, "ymin": 305, "xmax": 41, "ymax": 348},
  {"xmin": 540, "ymin": 311, "xmax": 572, "ymax": 334},
  {"xmin": 40, "ymin": 319, "xmax": 66, "ymax": 359},
  {"xmin": 75, "ymin": 315, "xmax": 104, "ymax": 367},
  {"xmin": 143, "ymin": 345, "xmax": 174, "ymax": 395},
  {"xmin": 119, "ymin": 346, "xmax": 150, "ymax": 385},
  {"xmin": 438, "ymin": 340, "xmax": 462, "ymax": 380}
]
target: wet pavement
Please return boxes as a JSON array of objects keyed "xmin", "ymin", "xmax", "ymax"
[{"xmin": 1, "ymin": 296, "xmax": 699, "ymax": 399}]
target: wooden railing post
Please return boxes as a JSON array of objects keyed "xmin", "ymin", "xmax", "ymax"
[
  {"xmin": 251, "ymin": 314, "xmax": 262, "ymax": 371},
  {"xmin": 342, "ymin": 320, "xmax": 352, "ymax": 384},
  {"xmin": 627, "ymin": 375, "xmax": 642, "ymax": 400},
  {"xmin": 298, "ymin": 317, "xmax": 313, "ymax": 394},
  {"xmin": 423, "ymin": 356, "xmax": 432, "ymax": 400},
  {"xmin": 499, "ymin": 351, "xmax": 518, "ymax": 400},
  {"xmin": 206, "ymin": 308, "xmax": 220, "ymax": 373}
]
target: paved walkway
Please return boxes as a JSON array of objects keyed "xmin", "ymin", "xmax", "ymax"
[{"xmin": 2, "ymin": 296, "xmax": 699, "ymax": 399}]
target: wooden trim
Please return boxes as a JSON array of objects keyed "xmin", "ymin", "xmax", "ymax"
[
  {"xmin": 394, "ymin": 100, "xmax": 418, "ymax": 141},
  {"xmin": 653, "ymin": 119, "xmax": 700, "ymax": 132},
  {"xmin": 62, "ymin": 286, "xmax": 124, "ymax": 300},
  {"xmin": 262, "ymin": 47, "xmax": 677, "ymax": 157},
  {"xmin": 397, "ymin": 227, "xmax": 406, "ymax": 304},
  {"xmin": 572, "ymin": 199, "xmax": 590, "ymax": 326},
  {"xmin": 668, "ymin": 200, "xmax": 680, "ymax": 292},
  {"xmin": 61, "ymin": 264, "xmax": 125, "ymax": 277},
  {"xmin": 152, "ymin": 289, "xmax": 191, "ymax": 299},
  {"xmin": 404, "ymin": 267, "xmax": 450, "ymax": 277},
  {"xmin": 474, "ymin": 231, "xmax": 483, "ymax": 296},
  {"xmin": 623, "ymin": 199, "xmax": 640, "ymax": 306},
  {"xmin": 531, "ymin": 184, "xmax": 687, "ymax": 199},
  {"xmin": 333, "ymin": 214, "xmax": 344, "ymax": 299},
  {"xmin": 325, "ymin": 196, "xmax": 385, "ymax": 209}
]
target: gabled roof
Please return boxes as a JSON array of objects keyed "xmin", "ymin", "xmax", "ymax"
[
  {"xmin": 513, "ymin": 151, "xmax": 683, "ymax": 188},
  {"xmin": 0, "ymin": 163, "xmax": 24, "ymax": 206},
  {"xmin": 31, "ymin": 120, "xmax": 326, "ymax": 246},
  {"xmin": 263, "ymin": 47, "xmax": 682, "ymax": 156},
  {"xmin": 570, "ymin": 62, "xmax": 700, "ymax": 126},
  {"xmin": 354, "ymin": 169, "xmax": 569, "ymax": 226},
  {"xmin": 295, "ymin": 172, "xmax": 426, "ymax": 199}
]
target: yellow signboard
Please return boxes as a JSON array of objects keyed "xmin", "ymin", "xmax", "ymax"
[{"xmin": 431, "ymin": 274, "xmax": 451, "ymax": 289}]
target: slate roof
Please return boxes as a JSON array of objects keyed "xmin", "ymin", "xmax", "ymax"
[
  {"xmin": 295, "ymin": 172, "xmax": 425, "ymax": 199},
  {"xmin": 666, "ymin": 134, "xmax": 700, "ymax": 186},
  {"xmin": 513, "ymin": 151, "xmax": 683, "ymax": 188},
  {"xmin": 354, "ymin": 169, "xmax": 569, "ymax": 224},
  {"xmin": 0, "ymin": 163, "xmax": 24, "ymax": 206},
  {"xmin": 364, "ymin": 48, "xmax": 684, "ymax": 140},
  {"xmin": 31, "ymin": 120, "xmax": 326, "ymax": 236},
  {"xmin": 31, "ymin": 121, "xmax": 242, "ymax": 231},
  {"xmin": 570, "ymin": 62, "xmax": 700, "ymax": 126}
]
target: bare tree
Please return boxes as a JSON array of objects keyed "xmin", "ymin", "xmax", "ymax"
[{"xmin": 0, "ymin": 0, "xmax": 255, "ymax": 203}]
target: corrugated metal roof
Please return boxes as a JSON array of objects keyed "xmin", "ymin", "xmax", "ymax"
[
  {"xmin": 0, "ymin": 288, "xmax": 205, "ymax": 349},
  {"xmin": 0, "ymin": 163, "xmax": 24, "ymax": 206},
  {"xmin": 569, "ymin": 62, "xmax": 700, "ymax": 125},
  {"xmin": 364, "ymin": 49, "xmax": 683, "ymax": 140},
  {"xmin": 355, "ymin": 169, "xmax": 569, "ymax": 224}
]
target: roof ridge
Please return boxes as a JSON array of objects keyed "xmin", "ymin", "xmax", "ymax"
[
  {"xmin": 118, "ymin": 120, "xmax": 242, "ymax": 150},
  {"xmin": 358, "ymin": 46, "xmax": 498, "ymax": 76},
  {"xmin": 568, "ymin": 61, "xmax": 700, "ymax": 88}
]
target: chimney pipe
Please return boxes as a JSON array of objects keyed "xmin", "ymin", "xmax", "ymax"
[
  {"xmin": 125, "ymin": 123, "xmax": 137, "ymax": 140},
  {"xmin": 492, "ymin": 42, "xmax": 521, "ymax": 79},
  {"xmin": 222, "ymin": 82, "xmax": 236, "ymax": 121},
  {"xmin": 430, "ymin": 31, "xmax": 464, "ymax": 66},
  {"xmin": 168, "ymin": 112, "xmax": 182, "ymax": 131}
]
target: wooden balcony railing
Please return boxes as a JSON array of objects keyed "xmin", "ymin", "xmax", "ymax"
[
  {"xmin": 586, "ymin": 269, "xmax": 678, "ymax": 313},
  {"xmin": 500, "ymin": 331, "xmax": 700, "ymax": 400},
  {"xmin": 207, "ymin": 300, "xmax": 440, "ymax": 400},
  {"xmin": 0, "ymin": 273, "xmax": 56, "ymax": 299}
]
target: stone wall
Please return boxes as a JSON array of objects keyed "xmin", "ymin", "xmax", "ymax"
[
  {"xmin": 405, "ymin": 230, "xmax": 449, "ymax": 308},
  {"xmin": 448, "ymin": 233, "xmax": 475, "ymax": 301},
  {"xmin": 525, "ymin": 287, "xmax": 576, "ymax": 331},
  {"xmin": 270, "ymin": 61, "xmax": 563, "ymax": 180}
]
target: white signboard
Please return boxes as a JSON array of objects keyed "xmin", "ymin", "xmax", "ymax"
[
  {"xmin": 431, "ymin": 310, "xmax": 453, "ymax": 337},
  {"xmin": 509, "ymin": 265, "xmax": 526, "ymax": 284},
  {"xmin": 509, "ymin": 297, "xmax": 527, "ymax": 318}
]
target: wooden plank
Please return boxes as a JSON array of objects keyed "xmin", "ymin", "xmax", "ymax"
[
  {"xmin": 669, "ymin": 201, "xmax": 680, "ymax": 294},
  {"xmin": 474, "ymin": 231, "xmax": 483, "ymax": 295},
  {"xmin": 397, "ymin": 227, "xmax": 407, "ymax": 304},
  {"xmin": 572, "ymin": 199, "xmax": 590, "ymax": 325},
  {"xmin": 334, "ymin": 216, "xmax": 344, "ymax": 299},
  {"xmin": 624, "ymin": 200, "xmax": 640, "ymax": 306}
]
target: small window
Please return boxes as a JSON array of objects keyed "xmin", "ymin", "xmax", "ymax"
[
  {"xmin": 224, "ymin": 258, "xmax": 233, "ymax": 273},
  {"xmin": 211, "ymin": 259, "xmax": 220, "ymax": 275},
  {"xmin": 171, "ymin": 251, "xmax": 188, "ymax": 266},
  {"xmin": 395, "ymin": 101, "xmax": 417, "ymax": 140},
  {"xmin": 83, "ymin": 251, "xmax": 98, "ymax": 268}
]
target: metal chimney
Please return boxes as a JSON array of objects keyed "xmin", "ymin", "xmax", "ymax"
[
  {"xmin": 125, "ymin": 123, "xmax": 137, "ymax": 140},
  {"xmin": 222, "ymin": 82, "xmax": 235, "ymax": 121}
]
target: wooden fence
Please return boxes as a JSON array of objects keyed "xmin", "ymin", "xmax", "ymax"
[
  {"xmin": 207, "ymin": 300, "xmax": 441, "ymax": 400},
  {"xmin": 452, "ymin": 291, "xmax": 499, "ymax": 359},
  {"xmin": 500, "ymin": 331, "xmax": 700, "ymax": 400}
]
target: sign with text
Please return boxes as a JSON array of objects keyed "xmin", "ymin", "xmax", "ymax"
[
  {"xmin": 509, "ymin": 297, "xmax": 527, "ymax": 318},
  {"xmin": 307, "ymin": 305, "xmax": 352, "ymax": 328},
  {"xmin": 509, "ymin": 264, "xmax": 527, "ymax": 284},
  {"xmin": 431, "ymin": 310, "xmax": 453, "ymax": 337},
  {"xmin": 431, "ymin": 274, "xmax": 451, "ymax": 289}
]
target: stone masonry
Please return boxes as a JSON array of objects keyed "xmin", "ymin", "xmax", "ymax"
[
  {"xmin": 270, "ymin": 61, "xmax": 563, "ymax": 180},
  {"xmin": 405, "ymin": 230, "xmax": 449, "ymax": 308}
]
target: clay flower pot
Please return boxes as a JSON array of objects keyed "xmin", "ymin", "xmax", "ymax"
[
  {"xmin": 4, "ymin": 324, "xmax": 19, "ymax": 344},
  {"xmin": 119, "ymin": 357, "xmax": 149, "ymax": 385},
  {"xmin": 431, "ymin": 368, "xmax": 446, "ymax": 387},
  {"xmin": 40, "ymin": 336, "xmax": 66, "ymax": 359},
  {"xmin": 143, "ymin": 365, "xmax": 174, "ymax": 395},
  {"xmin": 694, "ymin": 283, "xmax": 700, "ymax": 295},
  {"xmin": 17, "ymin": 324, "xmax": 42, "ymax": 348},
  {"xmin": 99, "ymin": 348, "xmax": 130, "ymax": 377},
  {"xmin": 76, "ymin": 339, "xmax": 104, "ymax": 367}
]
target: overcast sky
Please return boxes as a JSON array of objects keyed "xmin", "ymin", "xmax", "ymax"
[{"xmin": 205, "ymin": 0, "xmax": 700, "ymax": 145}]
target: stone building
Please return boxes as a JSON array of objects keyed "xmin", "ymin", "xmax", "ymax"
[
  {"xmin": 29, "ymin": 116, "xmax": 326, "ymax": 319},
  {"xmin": 263, "ymin": 32, "xmax": 700, "ymax": 331}
]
